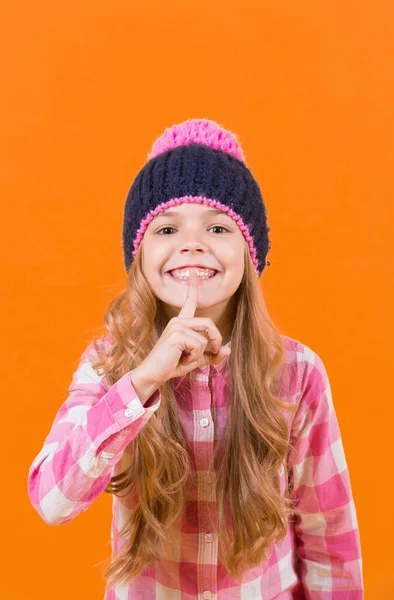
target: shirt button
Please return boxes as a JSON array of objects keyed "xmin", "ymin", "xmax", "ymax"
[
  {"xmin": 124, "ymin": 408, "xmax": 134, "ymax": 417},
  {"xmin": 200, "ymin": 417, "xmax": 209, "ymax": 427},
  {"xmin": 204, "ymin": 533, "xmax": 214, "ymax": 543},
  {"xmin": 202, "ymin": 592, "xmax": 213, "ymax": 599},
  {"xmin": 205, "ymin": 475, "xmax": 212, "ymax": 484}
]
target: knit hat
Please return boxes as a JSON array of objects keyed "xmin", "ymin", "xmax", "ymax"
[{"xmin": 122, "ymin": 118, "xmax": 272, "ymax": 276}]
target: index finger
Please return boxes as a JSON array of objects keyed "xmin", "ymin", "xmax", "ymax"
[{"xmin": 178, "ymin": 268, "xmax": 198, "ymax": 318}]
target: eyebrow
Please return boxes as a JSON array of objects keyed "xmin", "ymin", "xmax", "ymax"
[{"xmin": 153, "ymin": 208, "xmax": 230, "ymax": 220}]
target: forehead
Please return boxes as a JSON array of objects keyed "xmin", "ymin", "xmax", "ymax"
[{"xmin": 151, "ymin": 205, "xmax": 230, "ymax": 220}]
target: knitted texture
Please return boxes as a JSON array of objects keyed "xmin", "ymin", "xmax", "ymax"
[
  {"xmin": 122, "ymin": 119, "xmax": 271, "ymax": 276},
  {"xmin": 148, "ymin": 118, "xmax": 246, "ymax": 162}
]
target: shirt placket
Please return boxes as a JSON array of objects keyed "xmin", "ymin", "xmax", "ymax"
[{"xmin": 191, "ymin": 365, "xmax": 218, "ymax": 600}]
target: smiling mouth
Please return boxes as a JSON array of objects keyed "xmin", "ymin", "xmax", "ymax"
[{"xmin": 165, "ymin": 271, "xmax": 221, "ymax": 284}]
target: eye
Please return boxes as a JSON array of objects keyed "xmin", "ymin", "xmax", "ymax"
[
  {"xmin": 156, "ymin": 225, "xmax": 230, "ymax": 235},
  {"xmin": 156, "ymin": 227, "xmax": 176, "ymax": 235},
  {"xmin": 209, "ymin": 226, "xmax": 230, "ymax": 234}
]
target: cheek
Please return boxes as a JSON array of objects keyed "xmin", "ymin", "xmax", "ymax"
[
  {"xmin": 226, "ymin": 245, "xmax": 245, "ymax": 271},
  {"xmin": 142, "ymin": 243, "xmax": 163, "ymax": 273}
]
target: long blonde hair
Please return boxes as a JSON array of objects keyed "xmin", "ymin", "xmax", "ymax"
[{"xmin": 88, "ymin": 242, "xmax": 299, "ymax": 587}]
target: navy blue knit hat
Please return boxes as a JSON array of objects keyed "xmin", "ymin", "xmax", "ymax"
[{"xmin": 122, "ymin": 118, "xmax": 271, "ymax": 276}]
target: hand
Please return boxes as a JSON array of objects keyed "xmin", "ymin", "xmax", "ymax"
[{"xmin": 138, "ymin": 269, "xmax": 231, "ymax": 387}]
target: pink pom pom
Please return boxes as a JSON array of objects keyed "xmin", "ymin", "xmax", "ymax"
[{"xmin": 148, "ymin": 118, "xmax": 245, "ymax": 162}]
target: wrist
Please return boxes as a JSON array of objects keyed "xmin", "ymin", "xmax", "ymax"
[{"xmin": 129, "ymin": 365, "xmax": 161, "ymax": 405}]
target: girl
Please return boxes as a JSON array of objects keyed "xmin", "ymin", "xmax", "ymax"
[{"xmin": 27, "ymin": 118, "xmax": 364, "ymax": 599}]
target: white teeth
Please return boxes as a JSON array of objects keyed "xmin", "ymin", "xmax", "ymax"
[{"xmin": 170, "ymin": 268, "xmax": 215, "ymax": 279}]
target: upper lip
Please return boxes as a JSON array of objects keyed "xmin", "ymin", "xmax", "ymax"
[{"xmin": 165, "ymin": 264, "xmax": 219, "ymax": 273}]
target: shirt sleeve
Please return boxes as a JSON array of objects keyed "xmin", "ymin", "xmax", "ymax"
[
  {"xmin": 27, "ymin": 340, "xmax": 161, "ymax": 527},
  {"xmin": 287, "ymin": 345, "xmax": 364, "ymax": 599}
]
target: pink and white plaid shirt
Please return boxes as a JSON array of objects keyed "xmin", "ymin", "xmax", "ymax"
[{"xmin": 27, "ymin": 334, "xmax": 363, "ymax": 599}]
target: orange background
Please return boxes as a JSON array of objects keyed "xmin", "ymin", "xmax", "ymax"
[{"xmin": 2, "ymin": 1, "xmax": 393, "ymax": 597}]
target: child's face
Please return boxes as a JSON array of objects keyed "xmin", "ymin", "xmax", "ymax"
[{"xmin": 141, "ymin": 203, "xmax": 246, "ymax": 322}]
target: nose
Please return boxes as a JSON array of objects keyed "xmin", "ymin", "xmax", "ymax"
[{"xmin": 179, "ymin": 240, "xmax": 207, "ymax": 253}]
